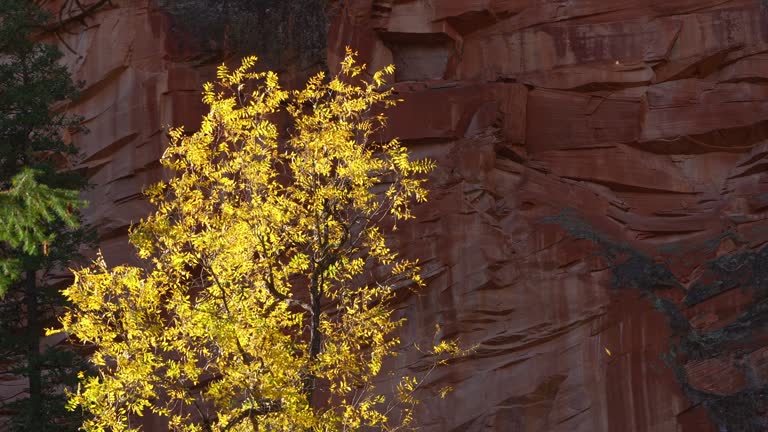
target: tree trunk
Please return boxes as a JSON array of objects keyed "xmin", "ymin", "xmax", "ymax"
[
  {"xmin": 25, "ymin": 271, "xmax": 42, "ymax": 429},
  {"xmin": 303, "ymin": 271, "xmax": 323, "ymax": 407}
]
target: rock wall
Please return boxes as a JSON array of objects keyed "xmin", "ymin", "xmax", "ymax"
[
  {"xmin": 41, "ymin": 0, "xmax": 768, "ymax": 431},
  {"xmin": 49, "ymin": 0, "xmax": 327, "ymax": 264},
  {"xmin": 329, "ymin": 1, "xmax": 768, "ymax": 431}
]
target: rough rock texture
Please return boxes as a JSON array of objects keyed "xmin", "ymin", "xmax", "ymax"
[
  {"xmin": 1, "ymin": 0, "xmax": 327, "ymax": 429},
  {"xmin": 20, "ymin": 0, "xmax": 768, "ymax": 430},
  {"xmin": 47, "ymin": 0, "xmax": 327, "ymax": 264},
  {"xmin": 328, "ymin": 1, "xmax": 768, "ymax": 431}
]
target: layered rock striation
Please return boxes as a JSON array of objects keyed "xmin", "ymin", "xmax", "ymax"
[
  {"xmin": 33, "ymin": 0, "xmax": 768, "ymax": 430},
  {"xmin": 330, "ymin": 1, "xmax": 768, "ymax": 431}
]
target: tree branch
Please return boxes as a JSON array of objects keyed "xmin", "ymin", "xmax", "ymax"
[
  {"xmin": 39, "ymin": 0, "xmax": 113, "ymax": 33},
  {"xmin": 257, "ymin": 235, "xmax": 312, "ymax": 313},
  {"xmin": 221, "ymin": 399, "xmax": 283, "ymax": 432}
]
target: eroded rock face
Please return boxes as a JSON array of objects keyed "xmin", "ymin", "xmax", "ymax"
[
  {"xmin": 46, "ymin": 0, "xmax": 327, "ymax": 266},
  {"xmin": 330, "ymin": 1, "xmax": 768, "ymax": 431},
  {"xmin": 38, "ymin": 0, "xmax": 768, "ymax": 430}
]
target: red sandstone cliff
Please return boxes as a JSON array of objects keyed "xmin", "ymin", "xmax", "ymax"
[{"xmin": 28, "ymin": 0, "xmax": 768, "ymax": 430}]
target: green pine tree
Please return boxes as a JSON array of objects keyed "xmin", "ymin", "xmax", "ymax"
[{"xmin": 0, "ymin": 0, "xmax": 94, "ymax": 430}]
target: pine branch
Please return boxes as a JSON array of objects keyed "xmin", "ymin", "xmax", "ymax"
[{"xmin": 0, "ymin": 168, "xmax": 83, "ymax": 295}]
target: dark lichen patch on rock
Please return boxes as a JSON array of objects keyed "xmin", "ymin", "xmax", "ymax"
[
  {"xmin": 665, "ymin": 347, "xmax": 768, "ymax": 432},
  {"xmin": 542, "ymin": 208, "xmax": 605, "ymax": 245},
  {"xmin": 658, "ymin": 230, "xmax": 738, "ymax": 257},
  {"xmin": 610, "ymin": 252, "xmax": 680, "ymax": 291},
  {"xmin": 677, "ymin": 297, "xmax": 768, "ymax": 362},
  {"xmin": 685, "ymin": 245, "xmax": 768, "ymax": 307},
  {"xmin": 683, "ymin": 383, "xmax": 768, "ymax": 432},
  {"xmin": 702, "ymin": 387, "xmax": 768, "ymax": 432},
  {"xmin": 153, "ymin": 0, "xmax": 328, "ymax": 70},
  {"xmin": 653, "ymin": 296, "xmax": 693, "ymax": 335},
  {"xmin": 542, "ymin": 209, "xmax": 681, "ymax": 292},
  {"xmin": 542, "ymin": 209, "xmax": 768, "ymax": 431}
]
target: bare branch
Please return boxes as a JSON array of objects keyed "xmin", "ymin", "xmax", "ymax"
[
  {"xmin": 32, "ymin": 0, "xmax": 113, "ymax": 55},
  {"xmin": 40, "ymin": 0, "xmax": 112, "ymax": 33}
]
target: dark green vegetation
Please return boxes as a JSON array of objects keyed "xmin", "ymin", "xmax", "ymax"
[
  {"xmin": 544, "ymin": 209, "xmax": 768, "ymax": 432},
  {"xmin": 0, "ymin": 0, "xmax": 94, "ymax": 429},
  {"xmin": 155, "ymin": 0, "xmax": 327, "ymax": 70}
]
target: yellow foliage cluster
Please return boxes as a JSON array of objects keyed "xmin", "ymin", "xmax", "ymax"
[{"xmin": 57, "ymin": 50, "xmax": 441, "ymax": 431}]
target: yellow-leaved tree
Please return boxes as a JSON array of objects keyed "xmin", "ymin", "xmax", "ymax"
[{"xmin": 57, "ymin": 51, "xmax": 456, "ymax": 431}]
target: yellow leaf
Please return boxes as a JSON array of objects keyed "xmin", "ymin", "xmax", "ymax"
[{"xmin": 62, "ymin": 51, "xmax": 438, "ymax": 432}]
